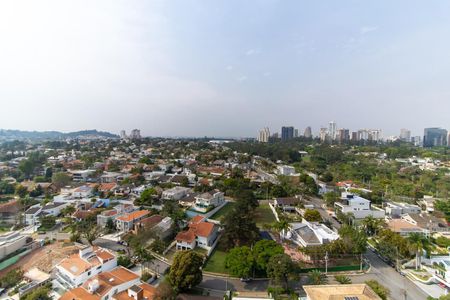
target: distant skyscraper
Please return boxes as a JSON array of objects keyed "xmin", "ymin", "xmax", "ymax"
[
  {"xmin": 399, "ymin": 128, "xmax": 411, "ymax": 142},
  {"xmin": 281, "ymin": 126, "xmax": 294, "ymax": 141},
  {"xmin": 319, "ymin": 127, "xmax": 328, "ymax": 142},
  {"xmin": 294, "ymin": 129, "xmax": 299, "ymax": 138},
  {"xmin": 130, "ymin": 129, "xmax": 141, "ymax": 139},
  {"xmin": 423, "ymin": 128, "xmax": 447, "ymax": 147},
  {"xmin": 328, "ymin": 121, "xmax": 337, "ymax": 140},
  {"xmin": 351, "ymin": 132, "xmax": 358, "ymax": 141},
  {"xmin": 357, "ymin": 129, "xmax": 382, "ymax": 142},
  {"xmin": 304, "ymin": 127, "xmax": 312, "ymax": 138},
  {"xmin": 337, "ymin": 129, "xmax": 350, "ymax": 143},
  {"xmin": 120, "ymin": 130, "xmax": 127, "ymax": 139},
  {"xmin": 257, "ymin": 127, "xmax": 270, "ymax": 143}
]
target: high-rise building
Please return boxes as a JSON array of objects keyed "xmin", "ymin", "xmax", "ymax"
[
  {"xmin": 357, "ymin": 129, "xmax": 382, "ymax": 142},
  {"xmin": 399, "ymin": 128, "xmax": 411, "ymax": 142},
  {"xmin": 257, "ymin": 127, "xmax": 270, "ymax": 143},
  {"xmin": 328, "ymin": 121, "xmax": 337, "ymax": 140},
  {"xmin": 281, "ymin": 126, "xmax": 294, "ymax": 141},
  {"xmin": 304, "ymin": 127, "xmax": 312, "ymax": 138},
  {"xmin": 119, "ymin": 130, "xmax": 127, "ymax": 139},
  {"xmin": 129, "ymin": 129, "xmax": 141, "ymax": 140},
  {"xmin": 412, "ymin": 136, "xmax": 422, "ymax": 146},
  {"xmin": 294, "ymin": 129, "xmax": 299, "ymax": 138},
  {"xmin": 351, "ymin": 132, "xmax": 358, "ymax": 141},
  {"xmin": 319, "ymin": 127, "xmax": 328, "ymax": 142},
  {"xmin": 423, "ymin": 128, "xmax": 448, "ymax": 147},
  {"xmin": 337, "ymin": 129, "xmax": 350, "ymax": 143}
]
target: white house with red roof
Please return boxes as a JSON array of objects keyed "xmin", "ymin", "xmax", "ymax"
[{"xmin": 175, "ymin": 216, "xmax": 219, "ymax": 251}]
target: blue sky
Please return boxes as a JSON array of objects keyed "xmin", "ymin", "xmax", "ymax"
[{"xmin": 1, "ymin": 0, "xmax": 450, "ymax": 137}]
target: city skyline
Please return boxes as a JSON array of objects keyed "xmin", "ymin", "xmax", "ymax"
[{"xmin": 2, "ymin": 1, "xmax": 450, "ymax": 137}]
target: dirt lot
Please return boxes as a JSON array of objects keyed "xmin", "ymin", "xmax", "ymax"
[{"xmin": 0, "ymin": 242, "xmax": 79, "ymax": 277}]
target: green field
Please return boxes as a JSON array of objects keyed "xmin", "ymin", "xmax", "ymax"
[
  {"xmin": 203, "ymin": 249, "xmax": 229, "ymax": 274},
  {"xmin": 254, "ymin": 204, "xmax": 276, "ymax": 227},
  {"xmin": 209, "ymin": 202, "xmax": 236, "ymax": 222}
]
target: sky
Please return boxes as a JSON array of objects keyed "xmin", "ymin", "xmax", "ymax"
[{"xmin": 1, "ymin": 0, "xmax": 450, "ymax": 138}]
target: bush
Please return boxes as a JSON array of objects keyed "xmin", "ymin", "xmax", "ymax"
[
  {"xmin": 365, "ymin": 280, "xmax": 390, "ymax": 300},
  {"xmin": 334, "ymin": 275, "xmax": 352, "ymax": 284}
]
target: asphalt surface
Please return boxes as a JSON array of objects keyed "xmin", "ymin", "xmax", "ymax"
[{"xmin": 309, "ymin": 196, "xmax": 342, "ymax": 229}]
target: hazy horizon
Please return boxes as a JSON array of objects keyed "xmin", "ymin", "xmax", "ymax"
[{"xmin": 1, "ymin": 1, "xmax": 450, "ymax": 138}]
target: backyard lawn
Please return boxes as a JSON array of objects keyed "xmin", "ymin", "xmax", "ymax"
[
  {"xmin": 254, "ymin": 204, "xmax": 276, "ymax": 227},
  {"xmin": 203, "ymin": 249, "xmax": 229, "ymax": 275},
  {"xmin": 209, "ymin": 202, "xmax": 236, "ymax": 222}
]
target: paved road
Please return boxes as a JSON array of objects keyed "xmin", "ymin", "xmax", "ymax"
[
  {"xmin": 354, "ymin": 250, "xmax": 428, "ymax": 300},
  {"xmin": 199, "ymin": 250, "xmax": 429, "ymax": 300},
  {"xmin": 309, "ymin": 196, "xmax": 341, "ymax": 229}
]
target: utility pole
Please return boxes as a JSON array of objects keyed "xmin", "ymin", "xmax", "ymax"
[
  {"xmin": 360, "ymin": 253, "xmax": 363, "ymax": 272},
  {"xmin": 325, "ymin": 251, "xmax": 329, "ymax": 274}
]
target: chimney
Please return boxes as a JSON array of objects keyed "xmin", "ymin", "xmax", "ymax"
[
  {"xmin": 127, "ymin": 285, "xmax": 143, "ymax": 300},
  {"xmin": 87, "ymin": 279, "xmax": 99, "ymax": 294}
]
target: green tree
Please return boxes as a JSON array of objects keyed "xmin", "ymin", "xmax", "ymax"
[
  {"xmin": 252, "ymin": 240, "xmax": 284, "ymax": 275},
  {"xmin": 225, "ymin": 246, "xmax": 254, "ymax": 278},
  {"xmin": 20, "ymin": 286, "xmax": 51, "ymax": 300},
  {"xmin": 18, "ymin": 159, "xmax": 34, "ymax": 178},
  {"xmin": 136, "ymin": 187, "xmax": 157, "ymax": 206},
  {"xmin": 266, "ymin": 253, "xmax": 294, "ymax": 289},
  {"xmin": 365, "ymin": 280, "xmax": 390, "ymax": 300},
  {"xmin": 0, "ymin": 268, "xmax": 23, "ymax": 288},
  {"xmin": 168, "ymin": 251, "xmax": 203, "ymax": 292},
  {"xmin": 52, "ymin": 172, "xmax": 72, "ymax": 189},
  {"xmin": 334, "ymin": 275, "xmax": 351, "ymax": 284},
  {"xmin": 323, "ymin": 191, "xmax": 339, "ymax": 207},
  {"xmin": 154, "ymin": 281, "xmax": 177, "ymax": 300},
  {"xmin": 39, "ymin": 215, "xmax": 56, "ymax": 230},
  {"xmin": 407, "ymin": 232, "xmax": 431, "ymax": 270},
  {"xmin": 307, "ymin": 270, "xmax": 328, "ymax": 285},
  {"xmin": 15, "ymin": 185, "xmax": 28, "ymax": 198},
  {"xmin": 303, "ymin": 209, "xmax": 322, "ymax": 222},
  {"xmin": 117, "ymin": 255, "xmax": 132, "ymax": 267},
  {"xmin": 222, "ymin": 203, "xmax": 260, "ymax": 249},
  {"xmin": 361, "ymin": 215, "xmax": 384, "ymax": 236}
]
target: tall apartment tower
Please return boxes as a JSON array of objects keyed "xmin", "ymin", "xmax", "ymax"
[
  {"xmin": 423, "ymin": 128, "xmax": 448, "ymax": 147},
  {"xmin": 304, "ymin": 126, "xmax": 312, "ymax": 138},
  {"xmin": 281, "ymin": 126, "xmax": 294, "ymax": 141},
  {"xmin": 294, "ymin": 129, "xmax": 299, "ymax": 138},
  {"xmin": 319, "ymin": 127, "xmax": 328, "ymax": 142},
  {"xmin": 399, "ymin": 128, "xmax": 411, "ymax": 142},
  {"xmin": 119, "ymin": 130, "xmax": 127, "ymax": 139},
  {"xmin": 328, "ymin": 121, "xmax": 337, "ymax": 140},
  {"xmin": 257, "ymin": 127, "xmax": 270, "ymax": 143},
  {"xmin": 130, "ymin": 129, "xmax": 141, "ymax": 140}
]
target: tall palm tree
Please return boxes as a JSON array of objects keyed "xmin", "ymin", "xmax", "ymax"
[
  {"xmin": 361, "ymin": 216, "xmax": 384, "ymax": 236},
  {"xmin": 273, "ymin": 219, "xmax": 290, "ymax": 240},
  {"xmin": 407, "ymin": 233, "xmax": 430, "ymax": 270}
]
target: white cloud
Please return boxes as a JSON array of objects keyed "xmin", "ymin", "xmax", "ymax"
[
  {"xmin": 360, "ymin": 26, "xmax": 378, "ymax": 34},
  {"xmin": 245, "ymin": 48, "xmax": 260, "ymax": 56},
  {"xmin": 225, "ymin": 65, "xmax": 233, "ymax": 71},
  {"xmin": 237, "ymin": 75, "xmax": 248, "ymax": 82}
]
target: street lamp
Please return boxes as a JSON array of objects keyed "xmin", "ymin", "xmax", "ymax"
[{"xmin": 324, "ymin": 251, "xmax": 329, "ymax": 274}]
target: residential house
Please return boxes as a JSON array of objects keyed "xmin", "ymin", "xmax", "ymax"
[
  {"xmin": 55, "ymin": 246, "xmax": 117, "ymax": 290},
  {"xmin": 387, "ymin": 219, "xmax": 424, "ymax": 236},
  {"xmin": 73, "ymin": 185, "xmax": 94, "ymax": 199},
  {"xmin": 273, "ymin": 197, "xmax": 301, "ymax": 212},
  {"xmin": 100, "ymin": 172, "xmax": 123, "ymax": 183},
  {"xmin": 178, "ymin": 192, "xmax": 199, "ymax": 208},
  {"xmin": 282, "ymin": 220, "xmax": 339, "ymax": 247},
  {"xmin": 277, "ymin": 165, "xmax": 296, "ymax": 176},
  {"xmin": 24, "ymin": 205, "xmax": 42, "ymax": 226},
  {"xmin": 334, "ymin": 192, "xmax": 385, "ymax": 220},
  {"xmin": 384, "ymin": 201, "xmax": 421, "ymax": 218},
  {"xmin": 41, "ymin": 201, "xmax": 70, "ymax": 216},
  {"xmin": 59, "ymin": 267, "xmax": 152, "ymax": 300},
  {"xmin": 193, "ymin": 190, "xmax": 225, "ymax": 213},
  {"xmin": 133, "ymin": 215, "xmax": 164, "ymax": 234},
  {"xmin": 0, "ymin": 200, "xmax": 21, "ymax": 225},
  {"xmin": 69, "ymin": 169, "xmax": 96, "ymax": 182},
  {"xmin": 116, "ymin": 210, "xmax": 150, "ymax": 232},
  {"xmin": 0, "ymin": 231, "xmax": 29, "ymax": 260},
  {"xmin": 302, "ymin": 284, "xmax": 382, "ymax": 300},
  {"xmin": 161, "ymin": 186, "xmax": 191, "ymax": 200},
  {"xmin": 176, "ymin": 216, "xmax": 218, "ymax": 251},
  {"xmin": 97, "ymin": 204, "xmax": 134, "ymax": 228},
  {"xmin": 19, "ymin": 268, "xmax": 51, "ymax": 297},
  {"xmin": 401, "ymin": 213, "xmax": 448, "ymax": 234}
]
